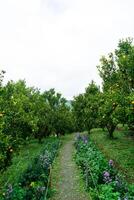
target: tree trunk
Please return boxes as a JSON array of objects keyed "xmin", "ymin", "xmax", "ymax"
[{"xmin": 107, "ymin": 123, "xmax": 116, "ymax": 139}]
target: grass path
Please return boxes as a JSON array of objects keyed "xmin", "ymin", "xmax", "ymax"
[{"xmin": 50, "ymin": 134, "xmax": 90, "ymax": 200}]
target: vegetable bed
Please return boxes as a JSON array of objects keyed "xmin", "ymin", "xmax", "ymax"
[
  {"xmin": 74, "ymin": 134, "xmax": 134, "ymax": 200},
  {"xmin": 0, "ymin": 138, "xmax": 60, "ymax": 200}
]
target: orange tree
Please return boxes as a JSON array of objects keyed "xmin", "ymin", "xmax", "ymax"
[
  {"xmin": 115, "ymin": 38, "xmax": 134, "ymax": 94},
  {"xmin": 1, "ymin": 82, "xmax": 74, "ymax": 143},
  {"xmin": 43, "ymin": 89, "xmax": 74, "ymax": 137},
  {"xmin": 1, "ymin": 80, "xmax": 39, "ymax": 140},
  {"xmin": 0, "ymin": 71, "xmax": 15, "ymax": 169},
  {"xmin": 97, "ymin": 38, "xmax": 134, "ymax": 136},
  {"xmin": 0, "ymin": 74, "xmax": 74, "ymax": 169},
  {"xmin": 72, "ymin": 94, "xmax": 86, "ymax": 132},
  {"xmin": 97, "ymin": 86, "xmax": 125, "ymax": 138},
  {"xmin": 83, "ymin": 81, "xmax": 100, "ymax": 134},
  {"xmin": 72, "ymin": 81, "xmax": 100, "ymax": 133},
  {"xmin": 115, "ymin": 38, "xmax": 134, "ymax": 132},
  {"xmin": 126, "ymin": 92, "xmax": 134, "ymax": 132}
]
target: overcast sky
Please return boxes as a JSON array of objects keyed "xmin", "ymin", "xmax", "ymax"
[{"xmin": 0, "ymin": 0, "xmax": 134, "ymax": 99}]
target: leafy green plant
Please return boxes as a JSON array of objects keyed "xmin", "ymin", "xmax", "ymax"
[
  {"xmin": 98, "ymin": 184, "xmax": 120, "ymax": 200},
  {"xmin": 0, "ymin": 139, "xmax": 60, "ymax": 200},
  {"xmin": 74, "ymin": 135, "xmax": 134, "ymax": 200}
]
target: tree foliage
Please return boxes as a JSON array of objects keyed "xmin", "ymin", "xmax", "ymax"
[
  {"xmin": 73, "ymin": 38, "xmax": 134, "ymax": 138},
  {"xmin": 0, "ymin": 76, "xmax": 74, "ymax": 170}
]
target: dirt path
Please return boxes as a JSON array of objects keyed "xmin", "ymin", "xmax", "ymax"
[{"xmin": 51, "ymin": 135, "xmax": 90, "ymax": 200}]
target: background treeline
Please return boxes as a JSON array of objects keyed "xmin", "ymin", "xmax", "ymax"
[
  {"xmin": 0, "ymin": 75, "xmax": 74, "ymax": 170},
  {"xmin": 73, "ymin": 38, "xmax": 134, "ymax": 138}
]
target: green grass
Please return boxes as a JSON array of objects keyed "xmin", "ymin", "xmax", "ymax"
[
  {"xmin": 0, "ymin": 137, "xmax": 56, "ymax": 190},
  {"xmin": 90, "ymin": 128, "xmax": 134, "ymax": 183}
]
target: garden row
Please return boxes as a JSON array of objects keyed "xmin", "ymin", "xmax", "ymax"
[
  {"xmin": 90, "ymin": 128, "xmax": 134, "ymax": 183},
  {"xmin": 74, "ymin": 134, "xmax": 134, "ymax": 200},
  {"xmin": 0, "ymin": 138, "xmax": 60, "ymax": 200}
]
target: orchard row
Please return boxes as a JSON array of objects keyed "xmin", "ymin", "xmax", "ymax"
[
  {"xmin": 0, "ymin": 76, "xmax": 74, "ymax": 170},
  {"xmin": 72, "ymin": 38, "xmax": 134, "ymax": 138},
  {"xmin": 0, "ymin": 38, "xmax": 134, "ymax": 171}
]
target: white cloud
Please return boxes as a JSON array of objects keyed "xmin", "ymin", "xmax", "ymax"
[{"xmin": 0, "ymin": 0, "xmax": 134, "ymax": 99}]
